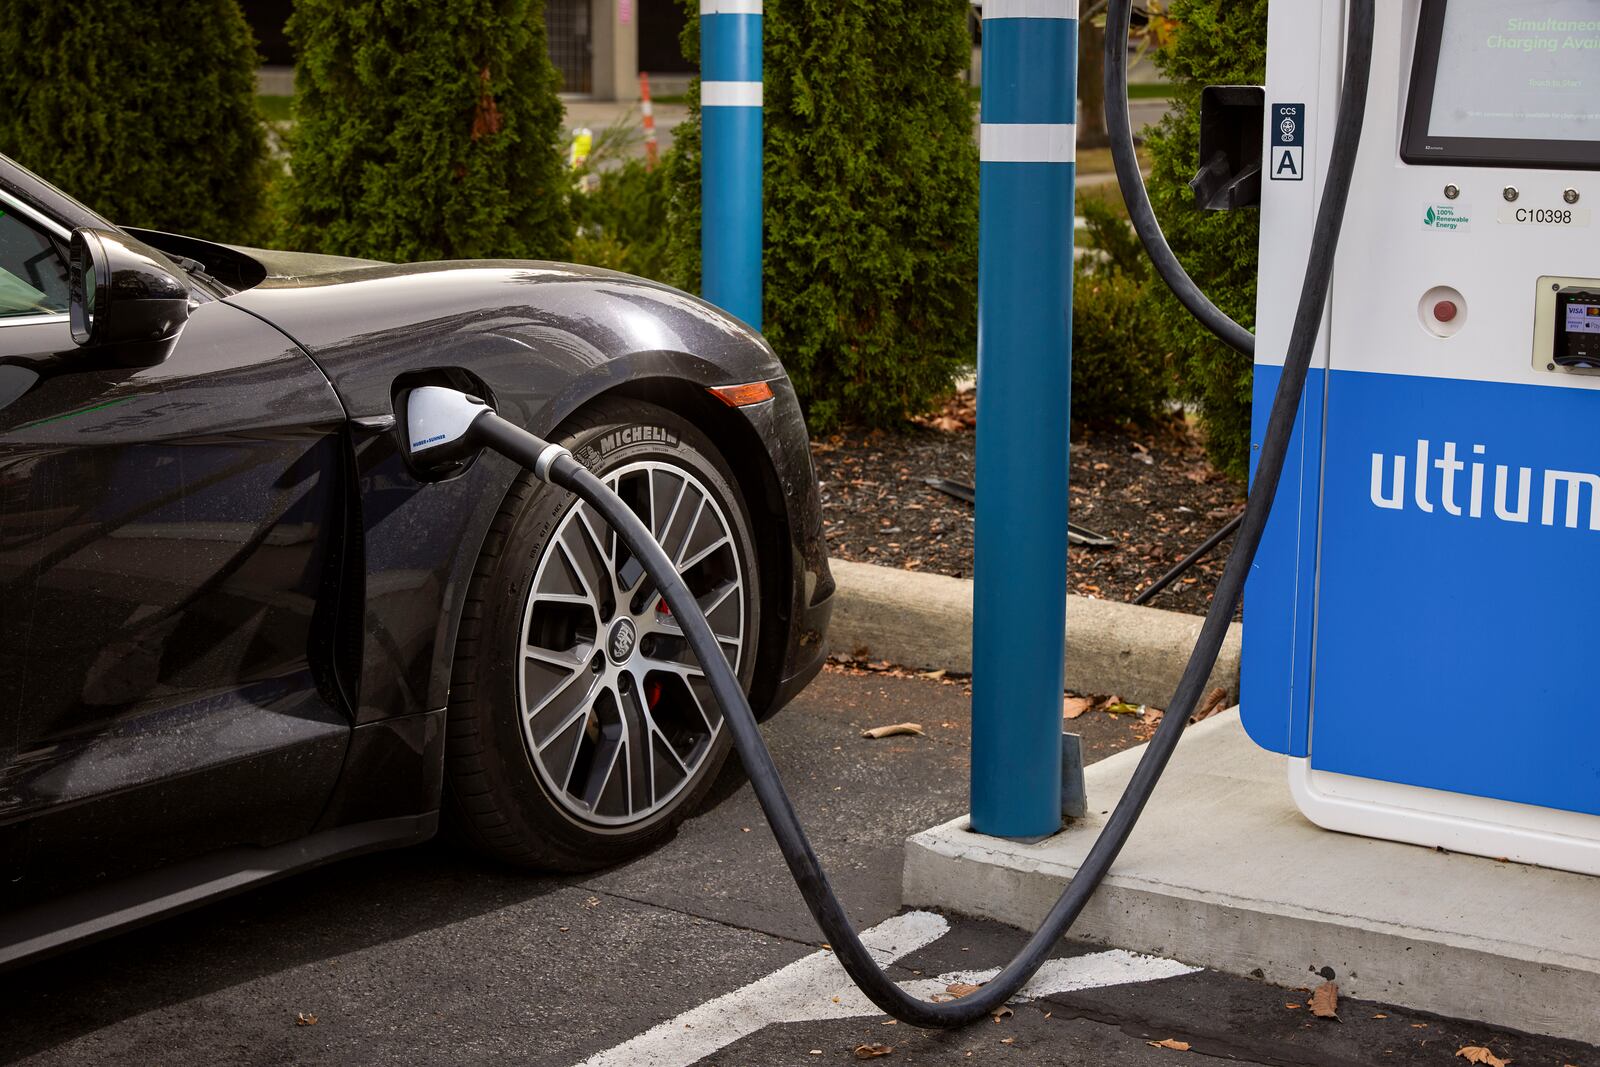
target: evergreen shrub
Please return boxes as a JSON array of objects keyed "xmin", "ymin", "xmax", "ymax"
[
  {"xmin": 1141, "ymin": 0, "xmax": 1268, "ymax": 479},
  {"xmin": 284, "ymin": 0, "xmax": 572, "ymax": 262},
  {"xmin": 571, "ymin": 157, "xmax": 674, "ymax": 281},
  {"xmin": 0, "ymin": 0, "xmax": 270, "ymax": 244},
  {"xmin": 666, "ymin": 0, "xmax": 979, "ymax": 432},
  {"xmin": 1072, "ymin": 197, "xmax": 1169, "ymax": 427}
]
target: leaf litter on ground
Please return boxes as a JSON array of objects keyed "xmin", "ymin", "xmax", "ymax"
[
  {"xmin": 1148, "ymin": 1038, "xmax": 1191, "ymax": 1051},
  {"xmin": 862, "ymin": 722, "xmax": 924, "ymax": 739}
]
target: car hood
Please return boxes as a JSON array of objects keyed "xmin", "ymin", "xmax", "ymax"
[
  {"xmin": 223, "ymin": 257, "xmax": 780, "ymax": 420},
  {"xmin": 227, "ymin": 244, "xmax": 389, "ymax": 285}
]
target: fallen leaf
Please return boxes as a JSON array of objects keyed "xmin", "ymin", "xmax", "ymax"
[
  {"xmin": 946, "ymin": 982, "xmax": 982, "ymax": 999},
  {"xmin": 991, "ymin": 1006, "xmax": 1013, "ymax": 1022},
  {"xmin": 1191, "ymin": 687, "xmax": 1231, "ymax": 723},
  {"xmin": 1309, "ymin": 981, "xmax": 1339, "ymax": 1020},
  {"xmin": 854, "ymin": 1043, "xmax": 894, "ymax": 1059},
  {"xmin": 862, "ymin": 722, "xmax": 924, "ymax": 739},
  {"xmin": 1063, "ymin": 695, "xmax": 1094, "ymax": 720},
  {"xmin": 1000, "ymin": 1037, "xmax": 1014, "ymax": 1045},
  {"xmin": 1148, "ymin": 1038, "xmax": 1191, "ymax": 1051},
  {"xmin": 1455, "ymin": 1048, "xmax": 1510, "ymax": 1067},
  {"xmin": 1285, "ymin": 1003, "xmax": 1302, "ymax": 1010},
  {"xmin": 1139, "ymin": 706, "xmax": 1165, "ymax": 727},
  {"xmin": 295, "ymin": 1012, "xmax": 318, "ymax": 1027},
  {"xmin": 921, "ymin": 669, "xmax": 948, "ymax": 680},
  {"xmin": 1372, "ymin": 1013, "xmax": 1388, "ymax": 1019}
]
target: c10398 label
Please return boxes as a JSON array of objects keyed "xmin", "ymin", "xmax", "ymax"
[{"xmin": 1497, "ymin": 205, "xmax": 1591, "ymax": 227}]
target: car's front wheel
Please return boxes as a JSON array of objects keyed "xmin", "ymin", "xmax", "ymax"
[{"xmin": 444, "ymin": 398, "xmax": 760, "ymax": 871}]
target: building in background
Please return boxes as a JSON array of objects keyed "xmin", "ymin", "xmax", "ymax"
[{"xmin": 241, "ymin": 0, "xmax": 693, "ymax": 102}]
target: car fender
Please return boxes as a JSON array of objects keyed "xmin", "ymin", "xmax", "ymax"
[{"xmin": 226, "ymin": 264, "xmax": 821, "ymax": 740}]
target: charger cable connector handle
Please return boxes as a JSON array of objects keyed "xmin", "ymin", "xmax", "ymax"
[{"xmin": 405, "ymin": 385, "xmax": 575, "ymax": 481}]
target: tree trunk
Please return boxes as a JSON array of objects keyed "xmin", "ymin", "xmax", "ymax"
[{"xmin": 1078, "ymin": 21, "xmax": 1109, "ymax": 148}]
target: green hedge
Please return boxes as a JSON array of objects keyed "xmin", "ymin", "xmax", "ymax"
[
  {"xmin": 1071, "ymin": 265, "xmax": 1171, "ymax": 427},
  {"xmin": 1072, "ymin": 199, "xmax": 1170, "ymax": 427},
  {"xmin": 666, "ymin": 0, "xmax": 979, "ymax": 432},
  {"xmin": 1142, "ymin": 0, "xmax": 1269, "ymax": 479},
  {"xmin": 0, "ymin": 1, "xmax": 270, "ymax": 245},
  {"xmin": 571, "ymin": 157, "xmax": 675, "ymax": 281},
  {"xmin": 283, "ymin": 0, "xmax": 572, "ymax": 262}
]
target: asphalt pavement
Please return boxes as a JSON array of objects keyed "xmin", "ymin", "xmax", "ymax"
[{"xmin": 1, "ymin": 670, "xmax": 1592, "ymax": 1066}]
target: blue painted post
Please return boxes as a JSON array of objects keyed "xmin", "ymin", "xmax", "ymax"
[
  {"xmin": 700, "ymin": 0, "xmax": 764, "ymax": 330},
  {"xmin": 970, "ymin": 0, "xmax": 1078, "ymax": 838}
]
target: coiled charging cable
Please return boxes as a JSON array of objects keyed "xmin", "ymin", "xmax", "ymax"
[{"xmin": 408, "ymin": 0, "xmax": 1372, "ymax": 1027}]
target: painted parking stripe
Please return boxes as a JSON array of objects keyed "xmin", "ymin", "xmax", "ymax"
[
  {"xmin": 575, "ymin": 911, "xmax": 1200, "ymax": 1067},
  {"xmin": 910, "ymin": 952, "xmax": 1202, "ymax": 1001}
]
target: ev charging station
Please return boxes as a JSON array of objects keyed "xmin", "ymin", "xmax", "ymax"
[
  {"xmin": 407, "ymin": 0, "xmax": 1598, "ymax": 1037},
  {"xmin": 1242, "ymin": 0, "xmax": 1600, "ymax": 875}
]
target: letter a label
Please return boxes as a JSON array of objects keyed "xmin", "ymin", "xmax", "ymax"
[{"xmin": 1271, "ymin": 103, "xmax": 1305, "ymax": 182}]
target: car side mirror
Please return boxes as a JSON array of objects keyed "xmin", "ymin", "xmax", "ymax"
[{"xmin": 68, "ymin": 228, "xmax": 190, "ymax": 364}]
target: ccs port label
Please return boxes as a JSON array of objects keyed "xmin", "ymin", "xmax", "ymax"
[{"xmin": 1498, "ymin": 205, "xmax": 1591, "ymax": 228}]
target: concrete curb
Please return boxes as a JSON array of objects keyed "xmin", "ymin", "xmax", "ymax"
[
  {"xmin": 826, "ymin": 558, "xmax": 1239, "ymax": 708},
  {"xmin": 902, "ymin": 712, "xmax": 1600, "ymax": 1046}
]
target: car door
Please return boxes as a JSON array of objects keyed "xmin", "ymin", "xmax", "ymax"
[{"xmin": 0, "ymin": 193, "xmax": 354, "ymax": 910}]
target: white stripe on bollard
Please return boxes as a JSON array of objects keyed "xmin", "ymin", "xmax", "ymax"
[
  {"xmin": 700, "ymin": 0, "xmax": 763, "ymax": 13},
  {"xmin": 980, "ymin": 123, "xmax": 1078, "ymax": 164},
  {"xmin": 701, "ymin": 81, "xmax": 765, "ymax": 107},
  {"xmin": 983, "ymin": 0, "xmax": 1078, "ymax": 19}
]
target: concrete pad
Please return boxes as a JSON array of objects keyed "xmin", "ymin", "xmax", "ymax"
[
  {"xmin": 827, "ymin": 557, "xmax": 1241, "ymax": 708},
  {"xmin": 902, "ymin": 710, "xmax": 1600, "ymax": 1046}
]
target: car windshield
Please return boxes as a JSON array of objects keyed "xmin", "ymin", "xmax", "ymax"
[{"xmin": 0, "ymin": 208, "xmax": 69, "ymax": 318}]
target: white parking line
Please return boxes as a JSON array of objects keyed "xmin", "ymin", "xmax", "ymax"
[{"xmin": 575, "ymin": 911, "xmax": 1200, "ymax": 1067}]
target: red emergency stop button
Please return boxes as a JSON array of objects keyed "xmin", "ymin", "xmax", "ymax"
[{"xmin": 1433, "ymin": 300, "xmax": 1459, "ymax": 323}]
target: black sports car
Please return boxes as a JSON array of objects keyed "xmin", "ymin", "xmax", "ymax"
[{"xmin": 0, "ymin": 155, "xmax": 833, "ymax": 966}]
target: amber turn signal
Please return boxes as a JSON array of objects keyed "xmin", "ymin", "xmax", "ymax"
[{"xmin": 708, "ymin": 381, "xmax": 775, "ymax": 407}]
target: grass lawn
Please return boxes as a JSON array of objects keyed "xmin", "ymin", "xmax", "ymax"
[
  {"xmin": 263, "ymin": 86, "xmax": 1169, "ymax": 119},
  {"xmin": 967, "ymin": 83, "xmax": 1174, "ymax": 105},
  {"xmin": 1076, "ymin": 180, "xmax": 1132, "ymax": 220},
  {"xmin": 1076, "ymin": 144, "xmax": 1153, "ymax": 176},
  {"xmin": 257, "ymin": 95, "xmax": 293, "ymax": 122},
  {"xmin": 1126, "ymin": 82, "xmax": 1176, "ymax": 99}
]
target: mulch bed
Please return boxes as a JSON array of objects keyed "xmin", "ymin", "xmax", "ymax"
[{"xmin": 811, "ymin": 392, "xmax": 1246, "ymax": 617}]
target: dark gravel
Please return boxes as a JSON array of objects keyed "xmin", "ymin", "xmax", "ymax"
[{"xmin": 812, "ymin": 404, "xmax": 1245, "ymax": 617}]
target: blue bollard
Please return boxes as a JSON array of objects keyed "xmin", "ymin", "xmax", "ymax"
[
  {"xmin": 971, "ymin": 0, "xmax": 1078, "ymax": 838},
  {"xmin": 700, "ymin": 0, "xmax": 764, "ymax": 330}
]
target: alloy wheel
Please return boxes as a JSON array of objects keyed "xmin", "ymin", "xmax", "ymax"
[{"xmin": 516, "ymin": 460, "xmax": 748, "ymax": 829}]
